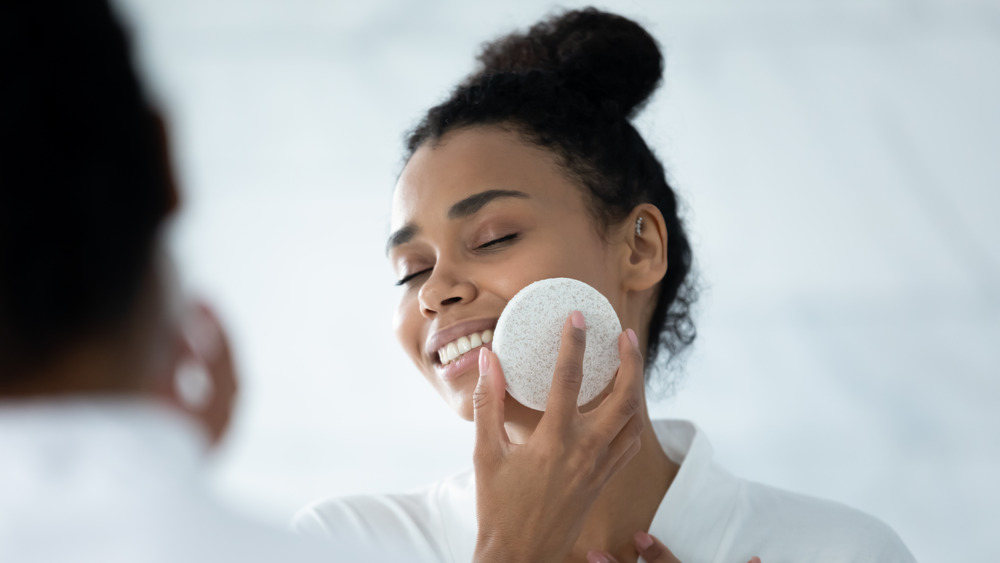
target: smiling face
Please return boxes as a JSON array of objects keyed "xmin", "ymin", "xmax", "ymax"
[{"xmin": 388, "ymin": 126, "xmax": 635, "ymax": 421}]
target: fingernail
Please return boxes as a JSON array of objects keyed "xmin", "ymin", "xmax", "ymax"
[
  {"xmin": 478, "ymin": 347, "xmax": 490, "ymax": 375},
  {"xmin": 626, "ymin": 328, "xmax": 639, "ymax": 349},
  {"xmin": 571, "ymin": 310, "xmax": 586, "ymax": 329},
  {"xmin": 586, "ymin": 551, "xmax": 610, "ymax": 563},
  {"xmin": 634, "ymin": 531, "xmax": 654, "ymax": 550}
]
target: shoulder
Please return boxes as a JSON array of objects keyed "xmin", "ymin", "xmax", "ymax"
[
  {"xmin": 648, "ymin": 420, "xmax": 914, "ymax": 562},
  {"xmin": 729, "ymin": 480, "xmax": 916, "ymax": 562},
  {"xmin": 292, "ymin": 469, "xmax": 477, "ymax": 563}
]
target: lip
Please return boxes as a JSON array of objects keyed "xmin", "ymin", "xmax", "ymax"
[
  {"xmin": 435, "ymin": 340, "xmax": 493, "ymax": 382},
  {"xmin": 425, "ymin": 318, "xmax": 499, "ymax": 360}
]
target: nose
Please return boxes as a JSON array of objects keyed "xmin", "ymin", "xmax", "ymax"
[{"xmin": 418, "ymin": 265, "xmax": 477, "ymax": 318}]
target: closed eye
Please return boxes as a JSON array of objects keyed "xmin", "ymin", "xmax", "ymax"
[
  {"xmin": 478, "ymin": 233, "xmax": 518, "ymax": 249},
  {"xmin": 395, "ymin": 268, "xmax": 431, "ymax": 286}
]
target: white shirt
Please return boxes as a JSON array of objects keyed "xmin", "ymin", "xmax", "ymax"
[
  {"xmin": 0, "ymin": 397, "xmax": 386, "ymax": 563},
  {"xmin": 294, "ymin": 420, "xmax": 916, "ymax": 563}
]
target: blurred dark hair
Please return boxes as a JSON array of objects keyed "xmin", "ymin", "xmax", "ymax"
[
  {"xmin": 406, "ymin": 8, "xmax": 697, "ymax": 374},
  {"xmin": 0, "ymin": 0, "xmax": 173, "ymax": 381}
]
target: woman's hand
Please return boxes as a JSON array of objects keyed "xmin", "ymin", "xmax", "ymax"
[
  {"xmin": 472, "ymin": 311, "xmax": 646, "ymax": 563},
  {"xmin": 586, "ymin": 532, "xmax": 762, "ymax": 563}
]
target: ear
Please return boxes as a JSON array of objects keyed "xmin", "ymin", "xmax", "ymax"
[{"xmin": 618, "ymin": 203, "xmax": 668, "ymax": 293}]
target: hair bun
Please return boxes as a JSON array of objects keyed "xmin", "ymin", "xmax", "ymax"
[{"xmin": 474, "ymin": 8, "xmax": 663, "ymax": 117}]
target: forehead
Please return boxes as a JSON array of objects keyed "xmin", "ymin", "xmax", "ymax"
[{"xmin": 391, "ymin": 126, "xmax": 581, "ymax": 229}]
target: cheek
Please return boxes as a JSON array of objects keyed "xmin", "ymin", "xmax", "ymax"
[
  {"xmin": 392, "ymin": 292, "xmax": 424, "ymax": 365},
  {"xmin": 393, "ymin": 290, "xmax": 476, "ymax": 421},
  {"xmin": 485, "ymin": 239, "xmax": 614, "ymax": 299}
]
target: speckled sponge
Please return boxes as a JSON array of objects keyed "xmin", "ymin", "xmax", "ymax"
[{"xmin": 493, "ymin": 278, "xmax": 622, "ymax": 411}]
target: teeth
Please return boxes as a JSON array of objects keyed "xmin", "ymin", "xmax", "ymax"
[{"xmin": 437, "ymin": 329, "xmax": 494, "ymax": 366}]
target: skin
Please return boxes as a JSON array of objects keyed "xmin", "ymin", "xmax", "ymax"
[
  {"xmin": 472, "ymin": 318, "xmax": 647, "ymax": 563},
  {"xmin": 0, "ymin": 254, "xmax": 237, "ymax": 446},
  {"xmin": 590, "ymin": 533, "xmax": 762, "ymax": 563},
  {"xmin": 389, "ymin": 125, "xmax": 680, "ymax": 563},
  {"xmin": 0, "ymin": 269, "xmax": 173, "ymax": 398},
  {"xmin": 0, "ymin": 121, "xmax": 237, "ymax": 447}
]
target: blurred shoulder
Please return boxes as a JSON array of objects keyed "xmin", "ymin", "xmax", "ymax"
[{"xmin": 292, "ymin": 469, "xmax": 476, "ymax": 563}]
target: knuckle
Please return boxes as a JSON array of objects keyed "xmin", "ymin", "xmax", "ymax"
[
  {"xmin": 562, "ymin": 357, "xmax": 584, "ymax": 373},
  {"xmin": 472, "ymin": 385, "xmax": 490, "ymax": 412},
  {"xmin": 577, "ymin": 433, "xmax": 600, "ymax": 453},
  {"xmin": 564, "ymin": 448, "xmax": 591, "ymax": 474},
  {"xmin": 537, "ymin": 444, "xmax": 564, "ymax": 468},
  {"xmin": 555, "ymin": 362, "xmax": 583, "ymax": 386},
  {"xmin": 561, "ymin": 327, "xmax": 587, "ymax": 354},
  {"xmin": 620, "ymin": 395, "xmax": 642, "ymax": 418},
  {"xmin": 632, "ymin": 417, "xmax": 645, "ymax": 438},
  {"xmin": 472, "ymin": 445, "xmax": 497, "ymax": 469},
  {"xmin": 643, "ymin": 543, "xmax": 663, "ymax": 559},
  {"xmin": 629, "ymin": 437, "xmax": 642, "ymax": 457}
]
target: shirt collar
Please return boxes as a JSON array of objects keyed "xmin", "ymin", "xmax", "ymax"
[
  {"xmin": 648, "ymin": 419, "xmax": 741, "ymax": 563},
  {"xmin": 0, "ymin": 396, "xmax": 209, "ymax": 505}
]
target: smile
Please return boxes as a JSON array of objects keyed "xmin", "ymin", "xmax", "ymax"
[{"xmin": 437, "ymin": 329, "xmax": 493, "ymax": 365}]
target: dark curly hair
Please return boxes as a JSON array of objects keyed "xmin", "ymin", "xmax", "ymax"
[
  {"xmin": 0, "ymin": 0, "xmax": 172, "ymax": 382},
  {"xmin": 405, "ymin": 8, "xmax": 698, "ymax": 376}
]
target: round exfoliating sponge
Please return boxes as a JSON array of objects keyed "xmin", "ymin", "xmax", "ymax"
[{"xmin": 493, "ymin": 278, "xmax": 622, "ymax": 411}]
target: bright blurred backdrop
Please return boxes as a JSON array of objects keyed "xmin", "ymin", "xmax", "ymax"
[{"xmin": 114, "ymin": 0, "xmax": 999, "ymax": 560}]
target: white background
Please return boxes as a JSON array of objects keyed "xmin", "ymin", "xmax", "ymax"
[{"xmin": 115, "ymin": 0, "xmax": 999, "ymax": 560}]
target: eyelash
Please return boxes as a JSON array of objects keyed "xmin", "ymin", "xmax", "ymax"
[
  {"xmin": 477, "ymin": 233, "xmax": 518, "ymax": 249},
  {"xmin": 394, "ymin": 233, "xmax": 519, "ymax": 286},
  {"xmin": 395, "ymin": 269, "xmax": 430, "ymax": 287}
]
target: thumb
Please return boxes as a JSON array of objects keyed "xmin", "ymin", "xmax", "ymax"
[
  {"xmin": 586, "ymin": 533, "xmax": 684, "ymax": 563},
  {"xmin": 473, "ymin": 348, "xmax": 509, "ymax": 461},
  {"xmin": 634, "ymin": 532, "xmax": 681, "ymax": 563}
]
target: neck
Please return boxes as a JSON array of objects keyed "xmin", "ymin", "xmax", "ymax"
[
  {"xmin": 504, "ymin": 400, "xmax": 677, "ymax": 563},
  {"xmin": 0, "ymin": 332, "xmax": 154, "ymax": 400}
]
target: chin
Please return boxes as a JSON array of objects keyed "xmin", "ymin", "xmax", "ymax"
[
  {"xmin": 428, "ymin": 376, "xmax": 474, "ymax": 422},
  {"xmin": 451, "ymin": 394, "xmax": 476, "ymax": 422}
]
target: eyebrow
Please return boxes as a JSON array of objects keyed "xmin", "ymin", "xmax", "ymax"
[
  {"xmin": 447, "ymin": 189, "xmax": 528, "ymax": 220},
  {"xmin": 386, "ymin": 224, "xmax": 418, "ymax": 255},
  {"xmin": 385, "ymin": 189, "xmax": 529, "ymax": 255}
]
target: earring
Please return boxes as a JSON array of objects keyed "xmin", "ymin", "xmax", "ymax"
[{"xmin": 635, "ymin": 216, "xmax": 644, "ymax": 236}]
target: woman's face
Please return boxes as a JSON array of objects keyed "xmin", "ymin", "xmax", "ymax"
[{"xmin": 388, "ymin": 126, "xmax": 631, "ymax": 421}]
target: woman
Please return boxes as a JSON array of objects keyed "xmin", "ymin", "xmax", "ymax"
[{"xmin": 296, "ymin": 8, "xmax": 915, "ymax": 563}]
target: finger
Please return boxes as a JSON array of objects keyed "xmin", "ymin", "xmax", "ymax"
[
  {"xmin": 586, "ymin": 550, "xmax": 619, "ymax": 563},
  {"xmin": 587, "ymin": 329, "xmax": 644, "ymax": 441},
  {"xmin": 634, "ymin": 532, "xmax": 681, "ymax": 563},
  {"xmin": 747, "ymin": 558, "xmax": 761, "ymax": 563},
  {"xmin": 544, "ymin": 311, "xmax": 588, "ymax": 419},
  {"xmin": 597, "ymin": 432, "xmax": 641, "ymax": 490},
  {"xmin": 596, "ymin": 414, "xmax": 644, "ymax": 482},
  {"xmin": 473, "ymin": 348, "xmax": 511, "ymax": 461}
]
